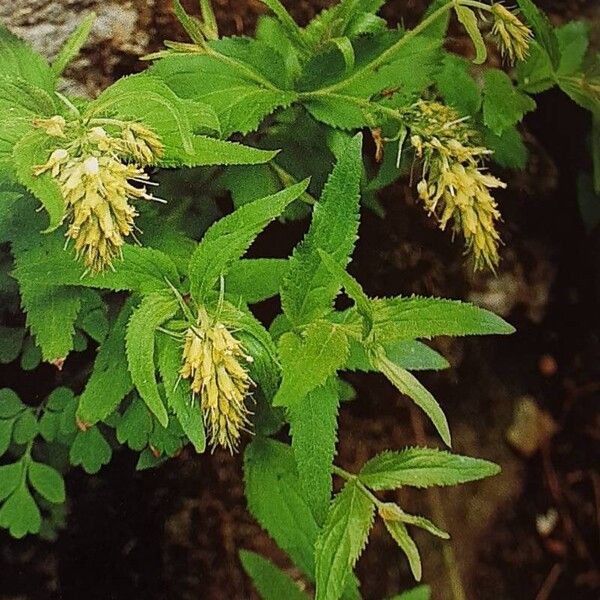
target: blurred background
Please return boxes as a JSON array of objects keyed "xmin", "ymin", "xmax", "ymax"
[{"xmin": 1, "ymin": 1, "xmax": 599, "ymax": 598}]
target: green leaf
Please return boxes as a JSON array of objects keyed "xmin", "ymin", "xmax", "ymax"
[
  {"xmin": 116, "ymin": 398, "xmax": 153, "ymax": 451},
  {"xmin": 370, "ymin": 296, "xmax": 515, "ymax": 345},
  {"xmin": 172, "ymin": 0, "xmax": 205, "ymax": 44},
  {"xmin": 359, "ymin": 447, "xmax": 500, "ymax": 490},
  {"xmin": 51, "ymin": 12, "xmax": 96, "ymax": 77},
  {"xmin": 557, "ymin": 73, "xmax": 600, "ymax": 116},
  {"xmin": 281, "ymin": 134, "xmax": 362, "ymax": 325},
  {"xmin": 371, "ymin": 349, "xmax": 450, "ymax": 446},
  {"xmin": 0, "ymin": 388, "xmax": 25, "ymax": 418},
  {"xmin": 556, "ymin": 21, "xmax": 589, "ymax": 76},
  {"xmin": 260, "ymin": 0, "xmax": 309, "ymax": 53},
  {"xmin": 314, "ymin": 479, "xmax": 375, "ymax": 600},
  {"xmin": 384, "ymin": 520, "xmax": 421, "ymax": 581},
  {"xmin": 77, "ymin": 301, "xmax": 134, "ymax": 425},
  {"xmin": 516, "ymin": 41, "xmax": 555, "ymax": 94},
  {"xmin": 225, "ymin": 259, "xmax": 289, "ymax": 303},
  {"xmin": 434, "ymin": 54, "xmax": 481, "ymax": 115},
  {"xmin": 239, "ymin": 550, "xmax": 310, "ymax": 600},
  {"xmin": 388, "ymin": 585, "xmax": 431, "ymax": 600},
  {"xmin": 0, "ymin": 462, "xmax": 22, "ymax": 501},
  {"xmin": 13, "ymin": 129, "xmax": 65, "ymax": 230},
  {"xmin": 0, "ymin": 419, "xmax": 13, "ymax": 456},
  {"xmin": 126, "ymin": 293, "xmax": 178, "ymax": 427},
  {"xmin": 0, "ymin": 23, "xmax": 55, "ymax": 92},
  {"xmin": 515, "ymin": 0, "xmax": 560, "ymax": 69},
  {"xmin": 397, "ymin": 511, "xmax": 449, "ymax": 539},
  {"xmin": 0, "ymin": 482, "xmax": 41, "ymax": 538},
  {"xmin": 189, "ymin": 180, "xmax": 308, "ymax": 301},
  {"xmin": 12, "ymin": 409, "xmax": 39, "ymax": 445},
  {"xmin": 273, "ymin": 320, "xmax": 349, "ymax": 408},
  {"xmin": 288, "ymin": 378, "xmax": 339, "ymax": 525},
  {"xmin": 484, "ymin": 126, "xmax": 528, "ymax": 170},
  {"xmin": 454, "ymin": 6, "xmax": 486, "ymax": 65},
  {"xmin": 69, "ymin": 427, "xmax": 112, "ymax": 474},
  {"xmin": 157, "ymin": 335, "xmax": 206, "ymax": 453},
  {"xmin": 483, "ymin": 69, "xmax": 536, "ymax": 136},
  {"xmin": 28, "ymin": 461, "xmax": 65, "ymax": 504},
  {"xmin": 244, "ymin": 438, "xmax": 320, "ymax": 577}
]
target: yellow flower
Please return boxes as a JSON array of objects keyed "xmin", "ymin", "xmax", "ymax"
[
  {"xmin": 404, "ymin": 100, "xmax": 505, "ymax": 270},
  {"xmin": 490, "ymin": 3, "xmax": 533, "ymax": 64},
  {"xmin": 32, "ymin": 117, "xmax": 164, "ymax": 273},
  {"xmin": 180, "ymin": 309, "xmax": 253, "ymax": 452}
]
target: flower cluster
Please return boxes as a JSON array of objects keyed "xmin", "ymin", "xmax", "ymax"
[
  {"xmin": 32, "ymin": 116, "xmax": 164, "ymax": 273},
  {"xmin": 404, "ymin": 100, "xmax": 505, "ymax": 270},
  {"xmin": 180, "ymin": 309, "xmax": 253, "ymax": 452},
  {"xmin": 490, "ymin": 3, "xmax": 533, "ymax": 64}
]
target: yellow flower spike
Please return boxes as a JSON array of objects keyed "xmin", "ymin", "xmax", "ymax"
[
  {"xmin": 490, "ymin": 3, "xmax": 533, "ymax": 64},
  {"xmin": 180, "ymin": 310, "xmax": 254, "ymax": 452}
]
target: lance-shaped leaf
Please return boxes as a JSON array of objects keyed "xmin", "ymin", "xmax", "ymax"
[
  {"xmin": 126, "ymin": 293, "xmax": 178, "ymax": 426},
  {"xmin": 454, "ymin": 5, "xmax": 486, "ymax": 65},
  {"xmin": 51, "ymin": 12, "xmax": 96, "ymax": 77},
  {"xmin": 273, "ymin": 320, "xmax": 349, "ymax": 408},
  {"xmin": 239, "ymin": 550, "xmax": 310, "ymax": 600},
  {"xmin": 315, "ymin": 479, "xmax": 375, "ymax": 600},
  {"xmin": 188, "ymin": 180, "xmax": 308, "ymax": 301},
  {"xmin": 384, "ymin": 519, "xmax": 422, "ymax": 581},
  {"xmin": 359, "ymin": 448, "xmax": 501, "ymax": 490},
  {"xmin": 288, "ymin": 378, "xmax": 340, "ymax": 524},
  {"xmin": 281, "ymin": 134, "xmax": 362, "ymax": 326},
  {"xmin": 371, "ymin": 347, "xmax": 450, "ymax": 446}
]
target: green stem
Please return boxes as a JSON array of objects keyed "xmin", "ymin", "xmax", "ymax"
[{"xmin": 332, "ymin": 464, "xmax": 386, "ymax": 508}]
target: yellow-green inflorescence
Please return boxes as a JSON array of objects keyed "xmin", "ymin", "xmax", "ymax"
[
  {"xmin": 490, "ymin": 3, "xmax": 533, "ymax": 65},
  {"xmin": 32, "ymin": 115, "xmax": 164, "ymax": 274},
  {"xmin": 404, "ymin": 100, "xmax": 506, "ymax": 271},
  {"xmin": 180, "ymin": 308, "xmax": 254, "ymax": 452}
]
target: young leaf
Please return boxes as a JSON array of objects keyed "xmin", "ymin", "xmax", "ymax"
[
  {"xmin": 314, "ymin": 479, "xmax": 375, "ymax": 600},
  {"xmin": 0, "ymin": 482, "xmax": 41, "ymax": 538},
  {"xmin": 51, "ymin": 12, "xmax": 96, "ymax": 77},
  {"xmin": 370, "ymin": 296, "xmax": 514, "ymax": 344},
  {"xmin": 126, "ymin": 293, "xmax": 178, "ymax": 427},
  {"xmin": 69, "ymin": 427, "xmax": 112, "ymax": 474},
  {"xmin": 371, "ymin": 348, "xmax": 450, "ymax": 446},
  {"xmin": 483, "ymin": 69, "xmax": 536, "ymax": 136},
  {"xmin": 281, "ymin": 134, "xmax": 362, "ymax": 326},
  {"xmin": 288, "ymin": 378, "xmax": 340, "ymax": 525},
  {"xmin": 384, "ymin": 520, "xmax": 422, "ymax": 581},
  {"xmin": 454, "ymin": 6, "xmax": 486, "ymax": 65},
  {"xmin": 188, "ymin": 180, "xmax": 308, "ymax": 301},
  {"xmin": 273, "ymin": 320, "xmax": 349, "ymax": 408},
  {"xmin": 244, "ymin": 438, "xmax": 320, "ymax": 577},
  {"xmin": 359, "ymin": 448, "xmax": 501, "ymax": 490},
  {"xmin": 157, "ymin": 335, "xmax": 206, "ymax": 453},
  {"xmin": 239, "ymin": 550, "xmax": 310, "ymax": 600},
  {"xmin": 77, "ymin": 301, "xmax": 134, "ymax": 425},
  {"xmin": 28, "ymin": 461, "xmax": 66, "ymax": 504}
]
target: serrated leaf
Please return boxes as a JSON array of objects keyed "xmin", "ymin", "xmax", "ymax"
[
  {"xmin": 0, "ymin": 388, "xmax": 25, "ymax": 418},
  {"xmin": 51, "ymin": 12, "xmax": 96, "ymax": 77},
  {"xmin": 0, "ymin": 482, "xmax": 41, "ymax": 538},
  {"xmin": 372, "ymin": 349, "xmax": 450, "ymax": 446},
  {"xmin": 13, "ymin": 129, "xmax": 65, "ymax": 230},
  {"xmin": 435, "ymin": 54, "xmax": 481, "ymax": 115},
  {"xmin": 556, "ymin": 21, "xmax": 589, "ymax": 76},
  {"xmin": 12, "ymin": 409, "xmax": 39, "ymax": 445},
  {"xmin": 288, "ymin": 378, "xmax": 340, "ymax": 525},
  {"xmin": 77, "ymin": 301, "xmax": 134, "ymax": 425},
  {"xmin": 0, "ymin": 23, "xmax": 55, "ymax": 92},
  {"xmin": 370, "ymin": 296, "xmax": 514, "ymax": 345},
  {"xmin": 359, "ymin": 448, "xmax": 500, "ymax": 490},
  {"xmin": 315, "ymin": 479, "xmax": 375, "ymax": 600},
  {"xmin": 126, "ymin": 293, "xmax": 178, "ymax": 427},
  {"xmin": 483, "ymin": 69, "xmax": 536, "ymax": 136},
  {"xmin": 189, "ymin": 181, "xmax": 308, "ymax": 301},
  {"xmin": 384, "ymin": 520, "xmax": 421, "ymax": 581},
  {"xmin": 397, "ymin": 511, "xmax": 449, "ymax": 539},
  {"xmin": 225, "ymin": 258, "xmax": 289, "ymax": 303},
  {"xmin": 157, "ymin": 335, "xmax": 206, "ymax": 453},
  {"xmin": 28, "ymin": 461, "xmax": 65, "ymax": 504},
  {"xmin": 515, "ymin": 0, "xmax": 560, "ymax": 69},
  {"xmin": 0, "ymin": 462, "xmax": 22, "ymax": 501},
  {"xmin": 240, "ymin": 550, "xmax": 310, "ymax": 600},
  {"xmin": 116, "ymin": 398, "xmax": 153, "ymax": 451},
  {"xmin": 260, "ymin": 0, "xmax": 309, "ymax": 54},
  {"xmin": 69, "ymin": 427, "xmax": 112, "ymax": 474},
  {"xmin": 244, "ymin": 438, "xmax": 320, "ymax": 577},
  {"xmin": 484, "ymin": 126, "xmax": 528, "ymax": 170},
  {"xmin": 454, "ymin": 6, "xmax": 486, "ymax": 65},
  {"xmin": 281, "ymin": 134, "xmax": 362, "ymax": 325},
  {"xmin": 273, "ymin": 320, "xmax": 349, "ymax": 408}
]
